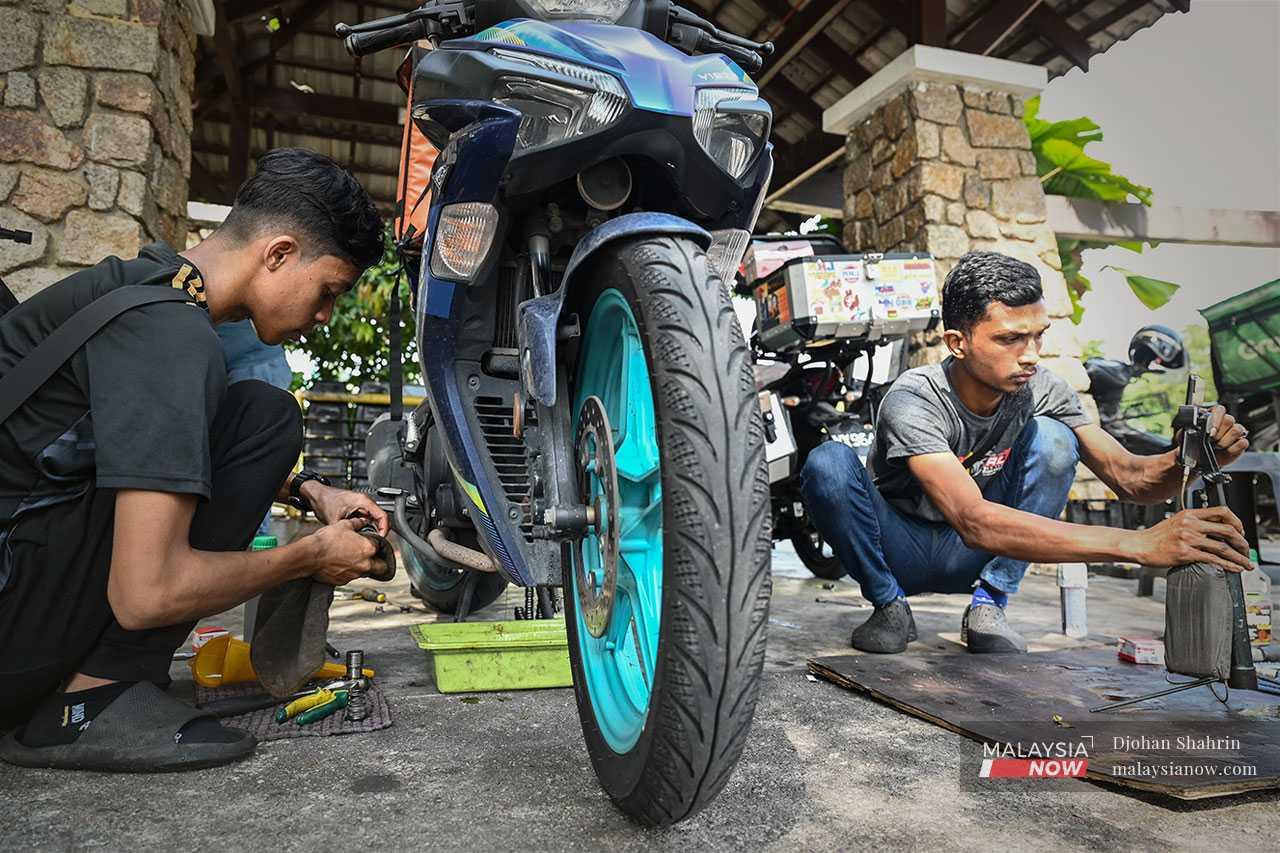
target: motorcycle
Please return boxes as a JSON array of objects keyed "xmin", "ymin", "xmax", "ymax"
[
  {"xmin": 1077, "ymin": 324, "xmax": 1186, "ymax": 536},
  {"xmin": 341, "ymin": 0, "xmax": 774, "ymax": 825},
  {"xmin": 733, "ymin": 237, "xmax": 938, "ymax": 580}
]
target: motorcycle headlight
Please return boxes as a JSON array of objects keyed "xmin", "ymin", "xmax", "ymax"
[
  {"xmin": 491, "ymin": 49, "xmax": 628, "ymax": 153},
  {"xmin": 694, "ymin": 88, "xmax": 769, "ymax": 180},
  {"xmin": 521, "ymin": 0, "xmax": 632, "ymax": 22}
]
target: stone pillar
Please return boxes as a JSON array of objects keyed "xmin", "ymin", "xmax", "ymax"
[
  {"xmin": 825, "ymin": 47, "xmax": 1107, "ymax": 501},
  {"xmin": 0, "ymin": 0, "xmax": 196, "ymax": 300}
]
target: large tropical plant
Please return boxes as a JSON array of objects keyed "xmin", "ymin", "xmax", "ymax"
[{"xmin": 1024, "ymin": 97, "xmax": 1179, "ymax": 323}]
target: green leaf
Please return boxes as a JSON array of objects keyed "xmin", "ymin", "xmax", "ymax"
[
  {"xmin": 1023, "ymin": 96, "xmax": 1041, "ymax": 124},
  {"xmin": 1024, "ymin": 100, "xmax": 1152, "ymax": 206},
  {"xmin": 1115, "ymin": 241, "xmax": 1145, "ymax": 253},
  {"xmin": 1103, "ymin": 265, "xmax": 1180, "ymax": 309}
]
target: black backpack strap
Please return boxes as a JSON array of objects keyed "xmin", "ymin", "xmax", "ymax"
[{"xmin": 0, "ymin": 286, "xmax": 192, "ymax": 425}]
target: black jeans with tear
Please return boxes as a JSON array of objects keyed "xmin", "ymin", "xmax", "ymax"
[{"xmin": 0, "ymin": 380, "xmax": 302, "ymax": 726}]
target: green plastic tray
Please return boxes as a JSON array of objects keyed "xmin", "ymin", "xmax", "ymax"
[{"xmin": 409, "ymin": 619, "xmax": 573, "ymax": 693}]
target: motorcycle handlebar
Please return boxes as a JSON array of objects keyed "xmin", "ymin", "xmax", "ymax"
[{"xmin": 342, "ymin": 17, "xmax": 438, "ymax": 56}]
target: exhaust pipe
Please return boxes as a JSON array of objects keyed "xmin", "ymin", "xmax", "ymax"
[{"xmin": 390, "ymin": 492, "xmax": 497, "ymax": 573}]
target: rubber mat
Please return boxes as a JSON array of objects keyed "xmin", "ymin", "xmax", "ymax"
[{"xmin": 194, "ymin": 682, "xmax": 392, "ymax": 741}]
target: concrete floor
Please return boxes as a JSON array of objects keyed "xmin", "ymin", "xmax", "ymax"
[{"xmin": 2, "ymin": 542, "xmax": 1277, "ymax": 852}]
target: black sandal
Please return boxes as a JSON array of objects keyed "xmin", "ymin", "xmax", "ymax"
[{"xmin": 0, "ymin": 682, "xmax": 256, "ymax": 772}]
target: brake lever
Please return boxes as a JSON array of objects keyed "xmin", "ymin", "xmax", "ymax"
[{"xmin": 669, "ymin": 4, "xmax": 773, "ymax": 55}]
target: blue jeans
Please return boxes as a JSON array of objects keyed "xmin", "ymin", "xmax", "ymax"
[{"xmin": 799, "ymin": 416, "xmax": 1079, "ymax": 606}]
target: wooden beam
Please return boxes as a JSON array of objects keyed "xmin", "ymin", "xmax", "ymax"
[
  {"xmin": 197, "ymin": 0, "xmax": 336, "ymax": 118},
  {"xmin": 1025, "ymin": 0, "xmax": 1150, "ymax": 67},
  {"xmin": 201, "ymin": 109, "xmax": 404, "ymax": 147},
  {"xmin": 273, "ymin": 57, "xmax": 398, "ymax": 85},
  {"xmin": 189, "ymin": 155, "xmax": 235, "ymax": 204},
  {"xmin": 953, "ymin": 0, "xmax": 1043, "ymax": 56},
  {"xmin": 213, "ymin": 4, "xmax": 251, "ymax": 188},
  {"xmin": 753, "ymin": 0, "xmax": 860, "ymax": 88},
  {"xmin": 863, "ymin": 0, "xmax": 913, "ymax": 35},
  {"xmin": 1026, "ymin": 4, "xmax": 1091, "ymax": 71},
  {"xmin": 223, "ymin": 0, "xmax": 284, "ymax": 24},
  {"xmin": 243, "ymin": 1, "xmax": 338, "ymax": 75},
  {"xmin": 762, "ymin": 73, "xmax": 824, "ymax": 128},
  {"xmin": 915, "ymin": 0, "xmax": 948, "ymax": 46},
  {"xmin": 757, "ymin": 0, "xmax": 855, "ymax": 89},
  {"xmin": 768, "ymin": 131, "xmax": 845, "ymax": 196},
  {"xmin": 992, "ymin": 0, "xmax": 1092, "ymax": 59},
  {"xmin": 1047, "ymin": 196, "xmax": 1280, "ymax": 248},
  {"xmin": 254, "ymin": 87, "xmax": 402, "ymax": 126},
  {"xmin": 193, "ymin": 142, "xmax": 400, "ymax": 177}
]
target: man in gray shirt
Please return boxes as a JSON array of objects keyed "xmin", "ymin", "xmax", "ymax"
[{"xmin": 801, "ymin": 251, "xmax": 1253, "ymax": 654}]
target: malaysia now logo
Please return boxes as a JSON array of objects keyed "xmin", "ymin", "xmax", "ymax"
[{"xmin": 979, "ymin": 739, "xmax": 1090, "ymax": 779}]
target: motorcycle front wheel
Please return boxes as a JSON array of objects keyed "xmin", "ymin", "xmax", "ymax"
[{"xmin": 564, "ymin": 235, "xmax": 772, "ymax": 826}]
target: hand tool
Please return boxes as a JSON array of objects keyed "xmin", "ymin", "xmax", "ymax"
[{"xmin": 295, "ymin": 690, "xmax": 350, "ymax": 725}]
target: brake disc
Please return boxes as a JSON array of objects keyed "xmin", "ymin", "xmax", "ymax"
[{"xmin": 573, "ymin": 395, "xmax": 619, "ymax": 639}]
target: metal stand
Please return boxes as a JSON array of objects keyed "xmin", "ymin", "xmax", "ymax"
[
  {"xmin": 1090, "ymin": 676, "xmax": 1218, "ymax": 713},
  {"xmin": 1090, "ymin": 375, "xmax": 1258, "ymax": 713}
]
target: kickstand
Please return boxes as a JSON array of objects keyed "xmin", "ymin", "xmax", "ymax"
[
  {"xmin": 454, "ymin": 571, "xmax": 479, "ymax": 623},
  {"xmin": 1089, "ymin": 675, "xmax": 1220, "ymax": 713}
]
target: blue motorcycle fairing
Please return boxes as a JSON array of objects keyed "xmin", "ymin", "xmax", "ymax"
[
  {"xmin": 517, "ymin": 212, "xmax": 710, "ymax": 408},
  {"xmin": 416, "ymin": 99, "xmax": 537, "ymax": 585},
  {"xmin": 455, "ymin": 18, "xmax": 753, "ymax": 117}
]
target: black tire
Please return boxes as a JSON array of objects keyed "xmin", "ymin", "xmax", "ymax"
[
  {"xmin": 564, "ymin": 236, "xmax": 772, "ymax": 826},
  {"xmin": 401, "ymin": 546, "xmax": 508, "ymax": 614},
  {"xmin": 791, "ymin": 525, "xmax": 846, "ymax": 580}
]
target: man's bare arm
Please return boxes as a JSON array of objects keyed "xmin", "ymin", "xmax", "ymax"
[
  {"xmin": 905, "ymin": 452, "xmax": 1254, "ymax": 574},
  {"xmin": 1072, "ymin": 424, "xmax": 1182, "ymax": 504},
  {"xmin": 107, "ymin": 490, "xmax": 382, "ymax": 630},
  {"xmin": 1074, "ymin": 405, "xmax": 1250, "ymax": 505}
]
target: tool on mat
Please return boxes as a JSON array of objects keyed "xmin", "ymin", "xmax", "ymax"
[
  {"xmin": 1092, "ymin": 374, "xmax": 1259, "ymax": 712},
  {"xmin": 199, "ymin": 688, "xmax": 313, "ymax": 719},
  {"xmin": 295, "ymin": 690, "xmax": 350, "ymax": 725},
  {"xmin": 191, "ymin": 634, "xmax": 375, "ymax": 687},
  {"xmin": 343, "ymin": 650, "xmax": 372, "ymax": 722},
  {"xmin": 352, "ymin": 588, "xmax": 387, "ymax": 603}
]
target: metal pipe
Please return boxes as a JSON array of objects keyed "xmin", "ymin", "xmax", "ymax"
[
  {"xmin": 390, "ymin": 493, "xmax": 465, "ymax": 572},
  {"xmin": 428, "ymin": 527, "xmax": 497, "ymax": 573}
]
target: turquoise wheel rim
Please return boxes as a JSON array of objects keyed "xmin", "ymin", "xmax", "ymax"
[{"xmin": 572, "ymin": 288, "xmax": 663, "ymax": 754}]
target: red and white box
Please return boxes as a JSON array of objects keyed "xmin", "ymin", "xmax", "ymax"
[{"xmin": 1118, "ymin": 637, "xmax": 1164, "ymax": 665}]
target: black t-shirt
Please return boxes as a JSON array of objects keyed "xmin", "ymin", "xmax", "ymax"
[{"xmin": 0, "ymin": 243, "xmax": 226, "ymax": 527}]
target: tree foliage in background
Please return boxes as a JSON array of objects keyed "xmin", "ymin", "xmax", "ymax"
[
  {"xmin": 283, "ymin": 232, "xmax": 420, "ymax": 392},
  {"xmin": 1023, "ymin": 97, "xmax": 1180, "ymax": 324}
]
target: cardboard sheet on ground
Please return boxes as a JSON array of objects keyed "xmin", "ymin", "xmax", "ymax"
[{"xmin": 809, "ymin": 648, "xmax": 1280, "ymax": 799}]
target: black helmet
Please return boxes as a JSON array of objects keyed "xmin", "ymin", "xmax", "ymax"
[{"xmin": 1129, "ymin": 324, "xmax": 1185, "ymax": 372}]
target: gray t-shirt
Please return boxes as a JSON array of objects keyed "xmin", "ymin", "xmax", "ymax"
[{"xmin": 868, "ymin": 358, "xmax": 1091, "ymax": 521}]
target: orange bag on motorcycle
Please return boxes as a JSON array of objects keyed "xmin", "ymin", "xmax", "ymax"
[{"xmin": 394, "ymin": 44, "xmax": 438, "ymax": 253}]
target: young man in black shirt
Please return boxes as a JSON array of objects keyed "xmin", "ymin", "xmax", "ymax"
[{"xmin": 0, "ymin": 149, "xmax": 390, "ymax": 771}]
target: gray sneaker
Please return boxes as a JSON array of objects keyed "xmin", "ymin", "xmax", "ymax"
[
  {"xmin": 851, "ymin": 598, "xmax": 918, "ymax": 654},
  {"xmin": 961, "ymin": 603, "xmax": 1027, "ymax": 654}
]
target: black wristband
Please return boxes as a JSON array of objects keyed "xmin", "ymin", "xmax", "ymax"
[{"xmin": 288, "ymin": 470, "xmax": 332, "ymax": 512}]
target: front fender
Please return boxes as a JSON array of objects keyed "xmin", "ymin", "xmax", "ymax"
[{"xmin": 517, "ymin": 212, "xmax": 711, "ymax": 406}]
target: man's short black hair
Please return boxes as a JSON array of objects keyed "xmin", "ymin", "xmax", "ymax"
[
  {"xmin": 223, "ymin": 148, "xmax": 384, "ymax": 271},
  {"xmin": 941, "ymin": 251, "xmax": 1043, "ymax": 334}
]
